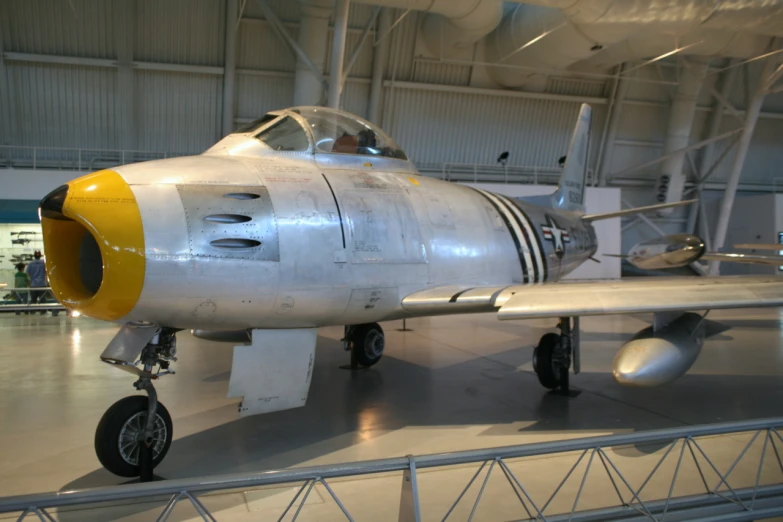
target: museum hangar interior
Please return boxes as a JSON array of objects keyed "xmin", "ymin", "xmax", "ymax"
[{"xmin": 2, "ymin": 0, "xmax": 783, "ymax": 520}]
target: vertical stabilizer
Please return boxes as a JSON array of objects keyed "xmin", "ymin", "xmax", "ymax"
[{"xmin": 551, "ymin": 104, "xmax": 591, "ymax": 213}]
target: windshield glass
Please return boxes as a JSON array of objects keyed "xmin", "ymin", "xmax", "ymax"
[
  {"xmin": 255, "ymin": 116, "xmax": 310, "ymax": 151},
  {"xmin": 236, "ymin": 114, "xmax": 279, "ymax": 134},
  {"xmin": 292, "ymin": 107, "xmax": 407, "ymax": 160}
]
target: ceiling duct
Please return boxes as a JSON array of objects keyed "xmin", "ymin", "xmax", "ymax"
[
  {"xmin": 483, "ymin": 0, "xmax": 783, "ymax": 89},
  {"xmin": 360, "ymin": 0, "xmax": 504, "ymax": 57}
]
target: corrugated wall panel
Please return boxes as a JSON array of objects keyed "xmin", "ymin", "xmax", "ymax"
[
  {"xmin": 341, "ymin": 81, "xmax": 370, "ymax": 119},
  {"xmin": 236, "ymin": 74, "xmax": 294, "ymax": 119},
  {"xmin": 325, "ymin": 30, "xmax": 374, "ymax": 79},
  {"xmin": 0, "ymin": 0, "xmax": 115, "ymax": 58},
  {"xmin": 384, "ymin": 88, "xmax": 586, "ymax": 168},
  {"xmin": 704, "ymin": 117, "xmax": 783, "ymax": 185},
  {"xmin": 547, "ymin": 77, "xmax": 607, "ymax": 98},
  {"xmin": 411, "ymin": 61, "xmax": 471, "ymax": 86},
  {"xmin": 135, "ymin": 71, "xmax": 222, "ymax": 153},
  {"xmin": 384, "ymin": 11, "xmax": 418, "ymax": 82},
  {"xmin": 135, "ymin": 0, "xmax": 224, "ymax": 65},
  {"xmin": 624, "ymin": 66, "xmax": 675, "ymax": 103},
  {"xmin": 237, "ymin": 21, "xmax": 297, "ymax": 72},
  {"xmin": 243, "ymin": 0, "xmax": 300, "ymax": 23},
  {"xmin": 609, "ymin": 145, "xmax": 665, "ymax": 180},
  {"xmin": 348, "ymin": 4, "xmax": 378, "ymax": 28},
  {"xmin": 7, "ymin": 63, "xmax": 119, "ymax": 149},
  {"xmin": 616, "ymin": 104, "xmax": 668, "ymax": 142}
]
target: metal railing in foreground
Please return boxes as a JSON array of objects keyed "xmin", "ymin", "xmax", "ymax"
[
  {"xmin": 0, "ymin": 145, "xmax": 192, "ymax": 172},
  {"xmin": 2, "ymin": 418, "xmax": 783, "ymax": 521},
  {"xmin": 0, "ymin": 287, "xmax": 66, "ymax": 313}
]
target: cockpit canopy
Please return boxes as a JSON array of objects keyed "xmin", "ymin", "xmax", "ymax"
[{"xmin": 235, "ymin": 106, "xmax": 408, "ymax": 161}]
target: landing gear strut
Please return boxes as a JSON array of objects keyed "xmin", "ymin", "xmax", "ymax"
[
  {"xmin": 95, "ymin": 328, "xmax": 178, "ymax": 479},
  {"xmin": 341, "ymin": 322, "xmax": 385, "ymax": 369},
  {"xmin": 533, "ymin": 317, "xmax": 581, "ymax": 397}
]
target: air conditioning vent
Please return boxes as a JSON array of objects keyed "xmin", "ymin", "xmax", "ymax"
[
  {"xmin": 203, "ymin": 214, "xmax": 252, "ymax": 224},
  {"xmin": 224, "ymin": 192, "xmax": 261, "ymax": 200},
  {"xmin": 210, "ymin": 238, "xmax": 262, "ymax": 249}
]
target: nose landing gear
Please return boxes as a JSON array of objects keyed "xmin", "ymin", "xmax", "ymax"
[{"xmin": 96, "ymin": 328, "xmax": 178, "ymax": 479}]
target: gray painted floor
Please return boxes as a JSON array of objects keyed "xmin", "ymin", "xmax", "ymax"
[{"xmin": 1, "ymin": 309, "xmax": 783, "ymax": 520}]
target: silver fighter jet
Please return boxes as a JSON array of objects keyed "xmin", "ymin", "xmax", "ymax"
[{"xmin": 38, "ymin": 105, "xmax": 783, "ymax": 477}]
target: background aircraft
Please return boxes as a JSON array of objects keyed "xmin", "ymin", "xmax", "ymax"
[{"xmin": 38, "ymin": 105, "xmax": 783, "ymax": 478}]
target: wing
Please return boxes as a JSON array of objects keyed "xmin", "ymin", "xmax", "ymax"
[
  {"xmin": 702, "ymin": 252, "xmax": 783, "ymax": 266},
  {"xmin": 733, "ymin": 243, "xmax": 783, "ymax": 251},
  {"xmin": 401, "ymin": 276, "xmax": 783, "ymax": 320}
]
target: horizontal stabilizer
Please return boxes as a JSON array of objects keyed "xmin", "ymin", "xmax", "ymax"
[
  {"xmin": 733, "ymin": 243, "xmax": 783, "ymax": 251},
  {"xmin": 702, "ymin": 252, "xmax": 783, "ymax": 266},
  {"xmin": 582, "ymin": 199, "xmax": 697, "ymax": 222}
]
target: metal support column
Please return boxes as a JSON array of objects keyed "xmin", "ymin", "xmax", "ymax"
[
  {"xmin": 341, "ymin": 6, "xmax": 379, "ymax": 84},
  {"xmin": 0, "ymin": 22, "xmax": 13, "ymax": 145},
  {"xmin": 254, "ymin": 0, "xmax": 333, "ymax": 106},
  {"xmin": 367, "ymin": 8, "xmax": 391, "ymax": 124},
  {"xmin": 222, "ymin": 0, "xmax": 238, "ymax": 136},
  {"xmin": 686, "ymin": 60, "xmax": 739, "ymax": 233},
  {"xmin": 327, "ymin": 0, "xmax": 350, "ymax": 109},
  {"xmin": 658, "ymin": 58, "xmax": 708, "ymax": 212},
  {"xmin": 116, "ymin": 0, "xmax": 137, "ymax": 151},
  {"xmin": 596, "ymin": 63, "xmax": 629, "ymax": 187},
  {"xmin": 710, "ymin": 52, "xmax": 781, "ymax": 275}
]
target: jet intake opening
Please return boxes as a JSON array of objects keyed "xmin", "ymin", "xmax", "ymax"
[
  {"xmin": 79, "ymin": 230, "xmax": 103, "ymax": 295},
  {"xmin": 41, "ymin": 217, "xmax": 103, "ymax": 301}
]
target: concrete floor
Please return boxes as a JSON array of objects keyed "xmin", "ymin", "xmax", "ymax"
[{"xmin": 1, "ymin": 309, "xmax": 783, "ymax": 520}]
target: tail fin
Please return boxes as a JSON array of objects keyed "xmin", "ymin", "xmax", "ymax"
[{"xmin": 551, "ymin": 104, "xmax": 591, "ymax": 214}]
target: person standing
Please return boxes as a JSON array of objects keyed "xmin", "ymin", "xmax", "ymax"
[
  {"xmin": 26, "ymin": 250, "xmax": 47, "ymax": 314},
  {"xmin": 13, "ymin": 262, "xmax": 30, "ymax": 315}
]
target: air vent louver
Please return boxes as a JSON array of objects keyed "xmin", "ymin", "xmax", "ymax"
[
  {"xmin": 203, "ymin": 214, "xmax": 252, "ymax": 224},
  {"xmin": 224, "ymin": 193, "xmax": 261, "ymax": 200},
  {"xmin": 210, "ymin": 238, "xmax": 262, "ymax": 249}
]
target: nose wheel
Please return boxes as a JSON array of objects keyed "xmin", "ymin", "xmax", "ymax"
[
  {"xmin": 94, "ymin": 395, "xmax": 172, "ymax": 478},
  {"xmin": 532, "ymin": 317, "xmax": 581, "ymax": 397},
  {"xmin": 341, "ymin": 322, "xmax": 385, "ymax": 369},
  {"xmin": 96, "ymin": 328, "xmax": 178, "ymax": 479}
]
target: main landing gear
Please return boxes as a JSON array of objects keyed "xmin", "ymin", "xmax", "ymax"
[
  {"xmin": 341, "ymin": 322, "xmax": 385, "ymax": 369},
  {"xmin": 95, "ymin": 328, "xmax": 178, "ymax": 479},
  {"xmin": 533, "ymin": 317, "xmax": 581, "ymax": 397}
]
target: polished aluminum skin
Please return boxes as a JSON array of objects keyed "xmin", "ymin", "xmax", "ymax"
[
  {"xmin": 40, "ymin": 105, "xmax": 783, "ymax": 394},
  {"xmin": 109, "ymin": 109, "xmax": 596, "ymax": 331}
]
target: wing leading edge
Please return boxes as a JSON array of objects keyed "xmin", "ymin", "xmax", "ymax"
[{"xmin": 401, "ymin": 276, "xmax": 783, "ymax": 320}]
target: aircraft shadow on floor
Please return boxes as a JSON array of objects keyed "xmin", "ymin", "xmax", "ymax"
[{"xmin": 56, "ymin": 333, "xmax": 783, "ymax": 521}]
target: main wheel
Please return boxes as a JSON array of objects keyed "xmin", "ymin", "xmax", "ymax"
[
  {"xmin": 94, "ymin": 396, "xmax": 173, "ymax": 477},
  {"xmin": 351, "ymin": 323, "xmax": 385, "ymax": 367},
  {"xmin": 533, "ymin": 333, "xmax": 562, "ymax": 389}
]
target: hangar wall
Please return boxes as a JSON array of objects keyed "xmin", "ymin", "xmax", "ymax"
[{"xmin": 2, "ymin": 0, "xmax": 783, "ymax": 254}]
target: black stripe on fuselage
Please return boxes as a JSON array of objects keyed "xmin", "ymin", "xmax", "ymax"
[
  {"xmin": 498, "ymin": 195, "xmax": 549, "ymax": 282},
  {"xmin": 470, "ymin": 188, "xmax": 529, "ymax": 283},
  {"xmin": 494, "ymin": 195, "xmax": 541, "ymax": 283}
]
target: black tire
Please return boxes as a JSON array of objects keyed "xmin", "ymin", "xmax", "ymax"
[
  {"xmin": 533, "ymin": 333, "xmax": 562, "ymax": 389},
  {"xmin": 351, "ymin": 323, "xmax": 385, "ymax": 367},
  {"xmin": 94, "ymin": 396, "xmax": 173, "ymax": 477}
]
